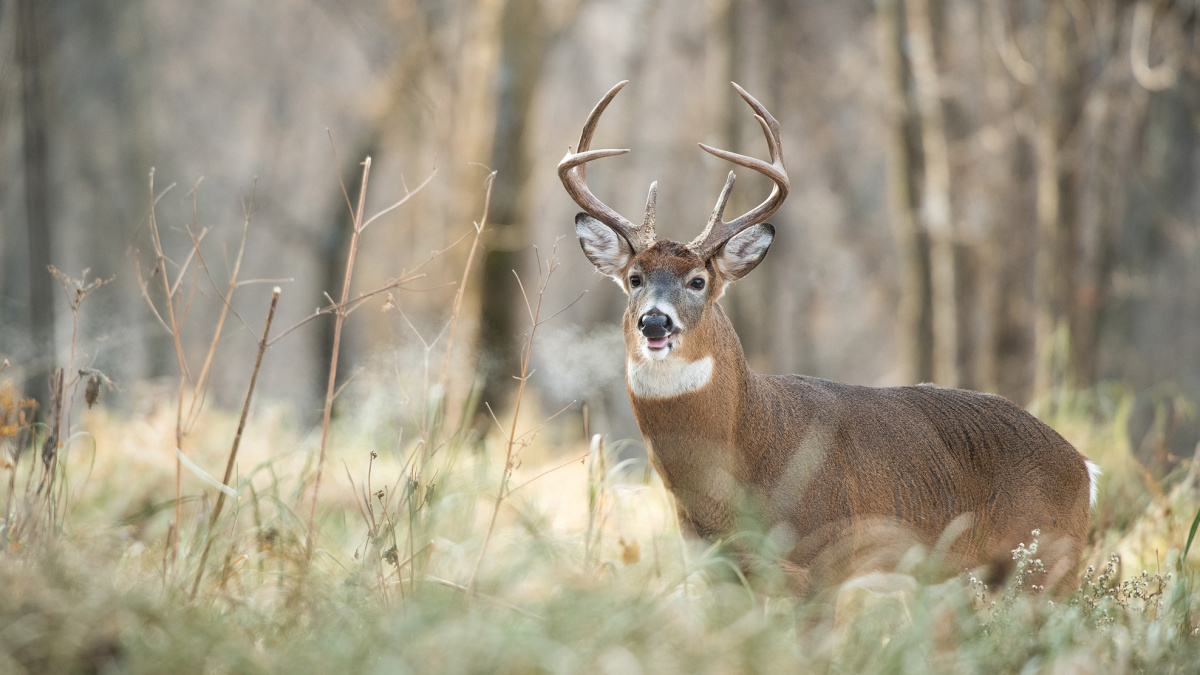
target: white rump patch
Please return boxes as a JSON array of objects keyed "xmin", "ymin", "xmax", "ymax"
[
  {"xmin": 627, "ymin": 356, "xmax": 714, "ymax": 399},
  {"xmin": 1086, "ymin": 460, "xmax": 1101, "ymax": 507}
]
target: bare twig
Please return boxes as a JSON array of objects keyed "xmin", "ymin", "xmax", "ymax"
[
  {"xmin": 267, "ymin": 270, "xmax": 431, "ymax": 348},
  {"xmin": 184, "ymin": 179, "xmax": 256, "ymax": 430},
  {"xmin": 46, "ymin": 267, "xmax": 114, "ymax": 478},
  {"xmin": 236, "ymin": 277, "xmax": 294, "ymax": 287},
  {"xmin": 508, "ymin": 452, "xmax": 589, "ymax": 495},
  {"xmin": 437, "ymin": 169, "xmax": 496, "ymax": 390},
  {"xmin": 327, "ymin": 130, "xmax": 355, "ymax": 218},
  {"xmin": 146, "ymin": 168, "xmax": 192, "ymax": 563},
  {"xmin": 189, "ymin": 287, "xmax": 280, "ymax": 599},
  {"xmin": 305, "ymin": 157, "xmax": 436, "ymax": 569},
  {"xmin": 133, "ymin": 256, "xmax": 172, "ymax": 333},
  {"xmin": 168, "ymin": 227, "xmax": 210, "ymax": 301},
  {"xmin": 361, "ymin": 169, "xmax": 438, "ymax": 231},
  {"xmin": 307, "ymin": 156, "xmax": 373, "ymax": 568},
  {"xmin": 466, "ymin": 244, "xmax": 571, "ymax": 597}
]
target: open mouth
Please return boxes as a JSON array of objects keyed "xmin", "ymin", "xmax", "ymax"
[{"xmin": 645, "ymin": 334, "xmax": 675, "ymax": 351}]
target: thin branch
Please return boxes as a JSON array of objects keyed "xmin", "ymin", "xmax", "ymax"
[
  {"xmin": 185, "ymin": 179, "xmax": 257, "ymax": 429},
  {"xmin": 187, "ymin": 287, "xmax": 279, "ymax": 601},
  {"xmin": 133, "ymin": 257, "xmax": 172, "ymax": 332},
  {"xmin": 308, "ymin": 154, "xmax": 373, "ymax": 568},
  {"xmin": 512, "ymin": 400, "xmax": 576, "ymax": 445},
  {"xmin": 508, "ymin": 452, "xmax": 589, "ymax": 495},
  {"xmin": 360, "ymin": 168, "xmax": 438, "ymax": 231},
  {"xmin": 266, "ymin": 271, "xmax": 430, "ymax": 347},
  {"xmin": 331, "ymin": 366, "xmax": 365, "ymax": 403},
  {"xmin": 483, "ymin": 401, "xmax": 507, "ymax": 437},
  {"xmin": 513, "ymin": 270, "xmax": 535, "ymax": 326},
  {"xmin": 147, "ymin": 168, "xmax": 192, "ymax": 563},
  {"xmin": 328, "ymin": 129, "xmax": 354, "ymax": 218},
  {"xmin": 438, "ymin": 169, "xmax": 496, "ymax": 389},
  {"xmin": 467, "ymin": 253, "xmax": 560, "ymax": 597},
  {"xmin": 236, "ymin": 277, "xmax": 295, "ymax": 287},
  {"xmin": 168, "ymin": 226, "xmax": 210, "ymax": 300},
  {"xmin": 537, "ymin": 290, "xmax": 588, "ymax": 327}
]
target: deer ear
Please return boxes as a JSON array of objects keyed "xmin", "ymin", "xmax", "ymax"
[
  {"xmin": 575, "ymin": 213, "xmax": 634, "ymax": 283},
  {"xmin": 712, "ymin": 223, "xmax": 774, "ymax": 282}
]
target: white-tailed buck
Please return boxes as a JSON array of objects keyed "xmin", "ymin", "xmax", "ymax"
[{"xmin": 559, "ymin": 81, "xmax": 1099, "ymax": 594}]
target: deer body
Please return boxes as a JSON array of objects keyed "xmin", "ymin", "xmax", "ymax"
[
  {"xmin": 627, "ymin": 298, "xmax": 1092, "ymax": 590},
  {"xmin": 560, "ymin": 81, "xmax": 1096, "ymax": 593}
]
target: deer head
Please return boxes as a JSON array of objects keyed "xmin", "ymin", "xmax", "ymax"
[{"xmin": 559, "ymin": 81, "xmax": 789, "ymax": 366}]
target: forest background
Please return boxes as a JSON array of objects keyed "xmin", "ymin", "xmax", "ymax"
[
  {"xmin": 4, "ymin": 0, "xmax": 1200, "ymax": 466},
  {"xmin": 3, "ymin": 1, "xmax": 1200, "ymax": 672}
]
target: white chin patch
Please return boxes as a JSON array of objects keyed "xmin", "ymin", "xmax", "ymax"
[
  {"xmin": 642, "ymin": 339, "xmax": 673, "ymax": 361},
  {"xmin": 627, "ymin": 355, "xmax": 714, "ymax": 399}
]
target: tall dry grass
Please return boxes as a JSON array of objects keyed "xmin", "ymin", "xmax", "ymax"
[{"xmin": 1, "ymin": 154, "xmax": 1199, "ymax": 673}]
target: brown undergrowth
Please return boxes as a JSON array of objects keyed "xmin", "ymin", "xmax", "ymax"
[{"xmin": 1, "ymin": 155, "xmax": 1199, "ymax": 673}]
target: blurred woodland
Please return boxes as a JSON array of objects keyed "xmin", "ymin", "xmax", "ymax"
[{"xmin": 2, "ymin": 0, "xmax": 1199, "ymax": 465}]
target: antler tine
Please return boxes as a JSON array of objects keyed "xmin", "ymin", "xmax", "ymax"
[
  {"xmin": 643, "ymin": 181, "xmax": 658, "ymax": 230},
  {"xmin": 690, "ymin": 171, "xmax": 737, "ymax": 249},
  {"xmin": 577, "ymin": 80, "xmax": 627, "ymax": 155},
  {"xmin": 558, "ymin": 80, "xmax": 657, "ymax": 252},
  {"xmin": 689, "ymin": 82, "xmax": 790, "ymax": 258}
]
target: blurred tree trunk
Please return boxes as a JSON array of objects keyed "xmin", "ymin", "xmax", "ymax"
[
  {"xmin": 476, "ymin": 0, "xmax": 551, "ymax": 412},
  {"xmin": 83, "ymin": 3, "xmax": 165, "ymax": 389},
  {"xmin": 1067, "ymin": 4, "xmax": 1142, "ymax": 392},
  {"xmin": 711, "ymin": 0, "xmax": 749, "ymax": 357},
  {"xmin": 763, "ymin": 0, "xmax": 810, "ymax": 377},
  {"xmin": 971, "ymin": 0, "xmax": 1019, "ymax": 396},
  {"xmin": 904, "ymin": 0, "xmax": 958, "ymax": 388},
  {"xmin": 1032, "ymin": 0, "xmax": 1083, "ymax": 398},
  {"xmin": 878, "ymin": 0, "xmax": 934, "ymax": 384},
  {"xmin": 16, "ymin": 0, "xmax": 55, "ymax": 410}
]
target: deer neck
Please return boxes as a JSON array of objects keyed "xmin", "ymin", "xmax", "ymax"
[{"xmin": 624, "ymin": 303, "xmax": 751, "ymax": 469}]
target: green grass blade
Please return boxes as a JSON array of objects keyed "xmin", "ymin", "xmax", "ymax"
[{"xmin": 1185, "ymin": 505, "xmax": 1200, "ymax": 561}]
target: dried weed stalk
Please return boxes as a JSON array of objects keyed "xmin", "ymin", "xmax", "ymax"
[
  {"xmin": 382, "ymin": 168, "xmax": 494, "ymax": 595},
  {"xmin": 302, "ymin": 150, "xmax": 436, "ymax": 570},
  {"xmin": 136, "ymin": 172, "xmax": 215, "ymax": 565},
  {"xmin": 189, "ymin": 287, "xmax": 281, "ymax": 599},
  {"xmin": 466, "ymin": 241, "xmax": 585, "ymax": 597},
  {"xmin": 2, "ymin": 264, "xmax": 114, "ymax": 547}
]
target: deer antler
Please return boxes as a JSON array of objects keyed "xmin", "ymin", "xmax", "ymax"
[
  {"xmin": 688, "ymin": 82, "xmax": 789, "ymax": 259},
  {"xmin": 558, "ymin": 81, "xmax": 657, "ymax": 252}
]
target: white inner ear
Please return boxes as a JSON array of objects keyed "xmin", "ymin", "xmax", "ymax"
[
  {"xmin": 713, "ymin": 224, "xmax": 774, "ymax": 283},
  {"xmin": 576, "ymin": 214, "xmax": 632, "ymax": 285}
]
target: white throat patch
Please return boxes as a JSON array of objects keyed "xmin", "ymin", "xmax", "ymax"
[{"xmin": 627, "ymin": 355, "xmax": 715, "ymax": 399}]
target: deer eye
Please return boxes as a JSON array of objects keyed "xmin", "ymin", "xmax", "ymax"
[
  {"xmin": 689, "ymin": 277, "xmax": 706, "ymax": 290},
  {"xmin": 629, "ymin": 274, "xmax": 641, "ymax": 288}
]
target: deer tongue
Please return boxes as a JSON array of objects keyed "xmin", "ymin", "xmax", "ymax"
[{"xmin": 646, "ymin": 336, "xmax": 670, "ymax": 350}]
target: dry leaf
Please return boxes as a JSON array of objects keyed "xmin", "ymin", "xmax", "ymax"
[{"xmin": 619, "ymin": 537, "xmax": 640, "ymax": 565}]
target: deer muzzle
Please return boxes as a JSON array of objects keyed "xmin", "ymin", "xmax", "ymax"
[{"xmin": 639, "ymin": 312, "xmax": 674, "ymax": 349}]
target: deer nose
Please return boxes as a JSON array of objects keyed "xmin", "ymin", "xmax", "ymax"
[{"xmin": 638, "ymin": 312, "xmax": 673, "ymax": 338}]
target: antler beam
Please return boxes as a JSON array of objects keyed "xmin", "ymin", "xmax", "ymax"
[
  {"xmin": 557, "ymin": 81, "xmax": 657, "ymax": 252},
  {"xmin": 688, "ymin": 82, "xmax": 790, "ymax": 259}
]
